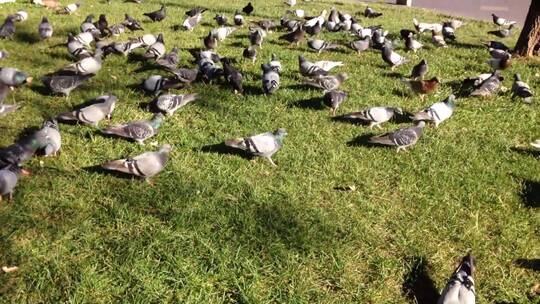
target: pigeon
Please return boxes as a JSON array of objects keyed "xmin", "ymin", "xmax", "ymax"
[
  {"xmin": 211, "ymin": 27, "xmax": 236, "ymax": 41},
  {"xmin": 312, "ymin": 60, "xmax": 343, "ymax": 72},
  {"xmin": 102, "ymin": 144, "xmax": 172, "ymax": 181},
  {"xmin": 142, "ymin": 75, "xmax": 183, "ymax": 95},
  {"xmin": 488, "ymin": 47, "xmax": 510, "ymax": 59},
  {"xmin": 0, "ymin": 50, "xmax": 7, "ymax": 60},
  {"xmin": 342, "ymin": 107, "xmax": 403, "ymax": 129},
  {"xmin": 369, "ymin": 121, "xmax": 426, "ymax": 152},
  {"xmin": 67, "ymin": 34, "xmax": 91, "ymax": 59},
  {"xmin": 530, "ymin": 140, "xmax": 540, "ymax": 149},
  {"xmin": 279, "ymin": 25, "xmax": 304, "ymax": 45},
  {"xmin": 153, "ymin": 93, "xmax": 198, "ymax": 116},
  {"xmin": 185, "ymin": 7, "xmax": 207, "ymax": 17},
  {"xmin": 156, "ymin": 47, "xmax": 180, "ymax": 71},
  {"xmin": 305, "ymin": 22, "xmax": 322, "ymax": 36},
  {"xmin": 74, "ymin": 31, "xmax": 95, "ymax": 47},
  {"xmin": 144, "ymin": 5, "xmax": 166, "ymax": 22},
  {"xmin": 42, "ymin": 74, "xmax": 93, "ymax": 96},
  {"xmin": 234, "ymin": 11, "xmax": 244, "ymax": 26},
  {"xmin": 242, "ymin": 2, "xmax": 254, "ymax": 15},
  {"xmin": 169, "ymin": 68, "xmax": 199, "ymax": 84},
  {"xmin": 0, "ymin": 165, "xmax": 22, "ymax": 202},
  {"xmin": 183, "ymin": 12, "xmax": 204, "ymax": 31},
  {"xmin": 80, "ymin": 15, "xmax": 100, "ymax": 36},
  {"xmin": 442, "ymin": 25, "xmax": 456, "ymax": 41},
  {"xmin": 269, "ymin": 54, "xmax": 282, "ymax": 74},
  {"xmin": 102, "ymin": 113, "xmax": 164, "ymax": 144},
  {"xmin": 225, "ymin": 128, "xmax": 287, "ymax": 166},
  {"xmin": 108, "ymin": 24, "xmax": 126, "ymax": 37},
  {"xmin": 96, "ymin": 14, "xmax": 109, "ymax": 36},
  {"xmin": 470, "ymin": 71, "xmax": 503, "ymax": 97},
  {"xmin": 0, "ymin": 16, "xmax": 16, "ymax": 39},
  {"xmin": 400, "ymin": 29, "xmax": 416, "ymax": 39},
  {"xmin": 243, "ymin": 46, "xmax": 257, "ymax": 64},
  {"xmin": 0, "ymin": 67, "xmax": 32, "ymax": 87},
  {"xmin": 446, "ymin": 19, "xmax": 464, "ymax": 30},
  {"xmin": 371, "ymin": 29, "xmax": 389, "ymax": 48},
  {"xmin": 57, "ymin": 94, "xmax": 117, "ymax": 127},
  {"xmin": 12, "ymin": 11, "xmax": 28, "ymax": 22},
  {"xmin": 308, "ymin": 39, "xmax": 340, "ymax": 53},
  {"xmin": 412, "ymin": 94, "xmax": 456, "ymax": 127},
  {"xmin": 0, "ymin": 103, "xmax": 19, "ymax": 118},
  {"xmin": 432, "ymin": 30, "xmax": 448, "ymax": 47},
  {"xmin": 405, "ymin": 32, "xmax": 423, "ymax": 52},
  {"xmin": 249, "ymin": 27, "xmax": 265, "ymax": 48},
  {"xmin": 298, "ymin": 55, "xmax": 328, "ymax": 77},
  {"xmin": 482, "ymin": 40, "xmax": 509, "ymax": 51},
  {"xmin": 492, "ymin": 13, "xmax": 516, "ymax": 27},
  {"xmin": 304, "ymin": 73, "xmax": 348, "ymax": 91},
  {"xmin": 132, "ymin": 33, "xmax": 157, "ymax": 47},
  {"xmin": 253, "ymin": 20, "xmax": 276, "ymax": 32},
  {"xmin": 364, "ymin": 7, "xmax": 382, "ymax": 18},
  {"xmin": 61, "ymin": 49, "xmax": 102, "ymax": 75},
  {"xmin": 487, "ymin": 53, "xmax": 511, "ymax": 70},
  {"xmin": 198, "ymin": 56, "xmax": 223, "ymax": 83},
  {"xmin": 305, "ymin": 9, "xmax": 327, "ymax": 28},
  {"xmin": 204, "ymin": 32, "xmax": 218, "ymax": 49},
  {"xmin": 286, "ymin": 9, "xmax": 304, "ymax": 18},
  {"xmin": 0, "ymin": 136, "xmax": 41, "ymax": 169},
  {"xmin": 381, "ymin": 44, "xmax": 407, "ymax": 70},
  {"xmin": 323, "ymin": 90, "xmax": 347, "ymax": 115},
  {"xmin": 38, "ymin": 17, "xmax": 53, "ymax": 40},
  {"xmin": 223, "ymin": 58, "xmax": 244, "ymax": 94},
  {"xmin": 512, "ymin": 73, "xmax": 533, "ymax": 103},
  {"xmin": 261, "ymin": 63, "xmax": 280, "ymax": 94},
  {"xmin": 61, "ymin": 3, "xmax": 80, "ymax": 14},
  {"xmin": 402, "ymin": 77, "xmax": 440, "ymax": 100},
  {"xmin": 349, "ymin": 37, "xmax": 370, "ymax": 53},
  {"xmin": 284, "ymin": 0, "xmax": 296, "ymax": 7},
  {"xmin": 143, "ymin": 33, "xmax": 165, "ymax": 59},
  {"xmin": 33, "ymin": 119, "xmax": 61, "ymax": 156},
  {"xmin": 214, "ymin": 14, "xmax": 228, "ymax": 26},
  {"xmin": 123, "ymin": 14, "xmax": 143, "ymax": 31},
  {"xmin": 410, "ymin": 59, "xmax": 428, "ymax": 80},
  {"xmin": 437, "ymin": 254, "xmax": 476, "ymax": 304},
  {"xmin": 413, "ymin": 18, "xmax": 442, "ymax": 33}
]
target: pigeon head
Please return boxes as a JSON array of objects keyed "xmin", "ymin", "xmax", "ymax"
[
  {"xmin": 43, "ymin": 118, "xmax": 59, "ymax": 130},
  {"xmin": 84, "ymin": 15, "xmax": 94, "ymax": 22},
  {"xmin": 42, "ymin": 17, "xmax": 49, "ymax": 23},
  {"xmin": 458, "ymin": 254, "xmax": 475, "ymax": 277},
  {"xmin": 160, "ymin": 144, "xmax": 172, "ymax": 154},
  {"xmin": 151, "ymin": 113, "xmax": 165, "ymax": 128},
  {"xmin": 394, "ymin": 107, "xmax": 404, "ymax": 115},
  {"xmin": 514, "ymin": 73, "xmax": 522, "ymax": 81},
  {"xmin": 99, "ymin": 14, "xmax": 107, "ymax": 21},
  {"xmin": 14, "ymin": 71, "xmax": 31, "ymax": 86},
  {"xmin": 157, "ymin": 33, "xmax": 164, "ymax": 43},
  {"xmin": 274, "ymin": 128, "xmax": 288, "ymax": 140}
]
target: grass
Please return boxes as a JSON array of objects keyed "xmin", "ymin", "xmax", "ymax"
[{"xmin": 0, "ymin": 0, "xmax": 539, "ymax": 302}]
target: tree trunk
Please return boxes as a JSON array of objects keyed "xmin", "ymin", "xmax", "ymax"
[{"xmin": 515, "ymin": 0, "xmax": 540, "ymax": 57}]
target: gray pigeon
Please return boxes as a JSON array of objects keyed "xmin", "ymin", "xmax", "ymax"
[
  {"xmin": 169, "ymin": 68, "xmax": 199, "ymax": 84},
  {"xmin": 142, "ymin": 75, "xmax": 183, "ymax": 95},
  {"xmin": 156, "ymin": 46, "xmax": 180, "ymax": 71},
  {"xmin": 102, "ymin": 144, "xmax": 171, "ymax": 182},
  {"xmin": 470, "ymin": 71, "xmax": 503, "ymax": 97},
  {"xmin": 304, "ymin": 73, "xmax": 348, "ymax": 91},
  {"xmin": 143, "ymin": 5, "xmax": 166, "ymax": 22},
  {"xmin": 512, "ymin": 73, "xmax": 533, "ymax": 103},
  {"xmin": 243, "ymin": 46, "xmax": 257, "ymax": 64},
  {"xmin": 0, "ymin": 16, "xmax": 16, "ymax": 39},
  {"xmin": 0, "ymin": 67, "xmax": 31, "ymax": 87},
  {"xmin": 405, "ymin": 32, "xmax": 423, "ymax": 52},
  {"xmin": 67, "ymin": 33, "xmax": 91, "ymax": 59},
  {"xmin": 412, "ymin": 94, "xmax": 456, "ymax": 127},
  {"xmin": 369, "ymin": 121, "xmax": 426, "ymax": 151},
  {"xmin": 183, "ymin": 12, "xmax": 204, "ymax": 31},
  {"xmin": 38, "ymin": 17, "xmax": 53, "ymax": 40},
  {"xmin": 323, "ymin": 90, "xmax": 347, "ymax": 115},
  {"xmin": 298, "ymin": 55, "xmax": 328, "ymax": 77},
  {"xmin": 57, "ymin": 94, "xmax": 117, "ymax": 127},
  {"xmin": 0, "ymin": 165, "xmax": 22, "ymax": 202},
  {"xmin": 381, "ymin": 44, "xmax": 407, "ymax": 70},
  {"xmin": 108, "ymin": 24, "xmax": 126, "ymax": 36},
  {"xmin": 261, "ymin": 63, "xmax": 280, "ymax": 94},
  {"xmin": 143, "ymin": 33, "xmax": 165, "ymax": 59},
  {"xmin": 308, "ymin": 39, "xmax": 340, "ymax": 53},
  {"xmin": 42, "ymin": 74, "xmax": 93, "ymax": 96},
  {"xmin": 343, "ymin": 107, "xmax": 403, "ymax": 129},
  {"xmin": 249, "ymin": 27, "xmax": 265, "ymax": 48},
  {"xmin": 269, "ymin": 54, "xmax": 282, "ymax": 73},
  {"xmin": 33, "ymin": 119, "xmax": 61, "ymax": 156},
  {"xmin": 437, "ymin": 254, "xmax": 476, "ymax": 304},
  {"xmin": 225, "ymin": 128, "xmax": 287, "ymax": 166},
  {"xmin": 0, "ymin": 50, "xmax": 7, "ymax": 59},
  {"xmin": 101, "ymin": 113, "xmax": 164, "ymax": 144},
  {"xmin": 234, "ymin": 10, "xmax": 244, "ymax": 26},
  {"xmin": 214, "ymin": 14, "xmax": 228, "ymax": 26},
  {"xmin": 0, "ymin": 136, "xmax": 42, "ymax": 169},
  {"xmin": 153, "ymin": 93, "xmax": 198, "ymax": 115},
  {"xmin": 411, "ymin": 59, "xmax": 427, "ymax": 80},
  {"xmin": 61, "ymin": 49, "xmax": 102, "ymax": 75},
  {"xmin": 349, "ymin": 37, "xmax": 370, "ymax": 53}
]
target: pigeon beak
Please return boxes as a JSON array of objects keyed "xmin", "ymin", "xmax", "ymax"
[
  {"xmin": 20, "ymin": 168, "xmax": 32, "ymax": 176},
  {"xmin": 26, "ymin": 77, "xmax": 33, "ymax": 84},
  {"xmin": 9, "ymin": 86, "xmax": 15, "ymax": 91}
]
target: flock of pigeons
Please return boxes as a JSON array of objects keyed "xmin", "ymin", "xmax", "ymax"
[{"xmin": 0, "ymin": 1, "xmax": 536, "ymax": 302}]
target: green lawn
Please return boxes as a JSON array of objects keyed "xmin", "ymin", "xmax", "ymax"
[{"xmin": 0, "ymin": 0, "xmax": 539, "ymax": 302}]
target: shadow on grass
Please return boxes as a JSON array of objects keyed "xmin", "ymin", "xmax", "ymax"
[
  {"xmin": 198, "ymin": 143, "xmax": 254, "ymax": 160},
  {"xmin": 519, "ymin": 179, "xmax": 540, "ymax": 208},
  {"xmin": 16, "ymin": 31, "xmax": 39, "ymax": 44},
  {"xmin": 83, "ymin": 165, "xmax": 139, "ymax": 180},
  {"xmin": 515, "ymin": 258, "xmax": 540, "ymax": 271},
  {"xmin": 347, "ymin": 134, "xmax": 385, "ymax": 148},
  {"xmin": 385, "ymin": 71, "xmax": 404, "ymax": 79},
  {"xmin": 402, "ymin": 256, "xmax": 440, "ymax": 304},
  {"xmin": 447, "ymin": 79, "xmax": 472, "ymax": 98},
  {"xmin": 511, "ymin": 146, "xmax": 540, "ymax": 158},
  {"xmin": 287, "ymin": 96, "xmax": 324, "ymax": 110}
]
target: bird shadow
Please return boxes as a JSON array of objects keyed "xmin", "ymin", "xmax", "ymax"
[
  {"xmin": 510, "ymin": 146, "xmax": 540, "ymax": 158},
  {"xmin": 447, "ymin": 79, "xmax": 471, "ymax": 98},
  {"xmin": 197, "ymin": 143, "xmax": 254, "ymax": 160},
  {"xmin": 243, "ymin": 84, "xmax": 264, "ymax": 95},
  {"xmin": 519, "ymin": 179, "xmax": 540, "ymax": 208},
  {"xmin": 384, "ymin": 71, "xmax": 403, "ymax": 79},
  {"xmin": 286, "ymin": 83, "xmax": 315, "ymax": 91},
  {"xmin": 15, "ymin": 31, "xmax": 40, "ymax": 44},
  {"xmin": 29, "ymin": 83, "xmax": 53, "ymax": 97},
  {"xmin": 402, "ymin": 256, "xmax": 440, "ymax": 304},
  {"xmin": 452, "ymin": 41, "xmax": 485, "ymax": 51},
  {"xmin": 347, "ymin": 134, "xmax": 384, "ymax": 148},
  {"xmin": 514, "ymin": 258, "xmax": 540, "ymax": 271},
  {"xmin": 127, "ymin": 53, "xmax": 149, "ymax": 64},
  {"xmin": 83, "ymin": 165, "xmax": 138, "ymax": 180},
  {"xmin": 287, "ymin": 96, "xmax": 324, "ymax": 110}
]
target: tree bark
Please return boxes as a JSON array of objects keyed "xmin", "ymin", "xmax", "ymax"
[{"xmin": 515, "ymin": 0, "xmax": 540, "ymax": 57}]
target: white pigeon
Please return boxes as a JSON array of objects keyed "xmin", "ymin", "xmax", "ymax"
[
  {"xmin": 284, "ymin": 0, "xmax": 296, "ymax": 6},
  {"xmin": 211, "ymin": 27, "xmax": 236, "ymax": 41},
  {"xmin": 182, "ymin": 13, "xmax": 203, "ymax": 31},
  {"xmin": 74, "ymin": 32, "xmax": 94, "ymax": 46},
  {"xmin": 312, "ymin": 60, "xmax": 343, "ymax": 71},
  {"xmin": 63, "ymin": 49, "xmax": 102, "ymax": 75},
  {"xmin": 305, "ymin": 9, "xmax": 327, "ymax": 27},
  {"xmin": 412, "ymin": 94, "xmax": 456, "ymax": 127},
  {"xmin": 413, "ymin": 18, "xmax": 443, "ymax": 33}
]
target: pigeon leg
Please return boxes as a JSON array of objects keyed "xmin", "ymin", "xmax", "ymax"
[
  {"xmin": 376, "ymin": 124, "xmax": 383, "ymax": 130},
  {"xmin": 420, "ymin": 94, "xmax": 425, "ymax": 101},
  {"xmin": 391, "ymin": 65, "xmax": 395, "ymax": 71},
  {"xmin": 0, "ymin": 195, "xmax": 2, "ymax": 203},
  {"xmin": 266, "ymin": 157, "xmax": 277, "ymax": 167},
  {"xmin": 146, "ymin": 178, "xmax": 155, "ymax": 186},
  {"xmin": 332, "ymin": 108, "xmax": 337, "ymax": 116},
  {"xmin": 136, "ymin": 139, "xmax": 145, "ymax": 145},
  {"xmin": 8, "ymin": 192, "xmax": 13, "ymax": 202}
]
